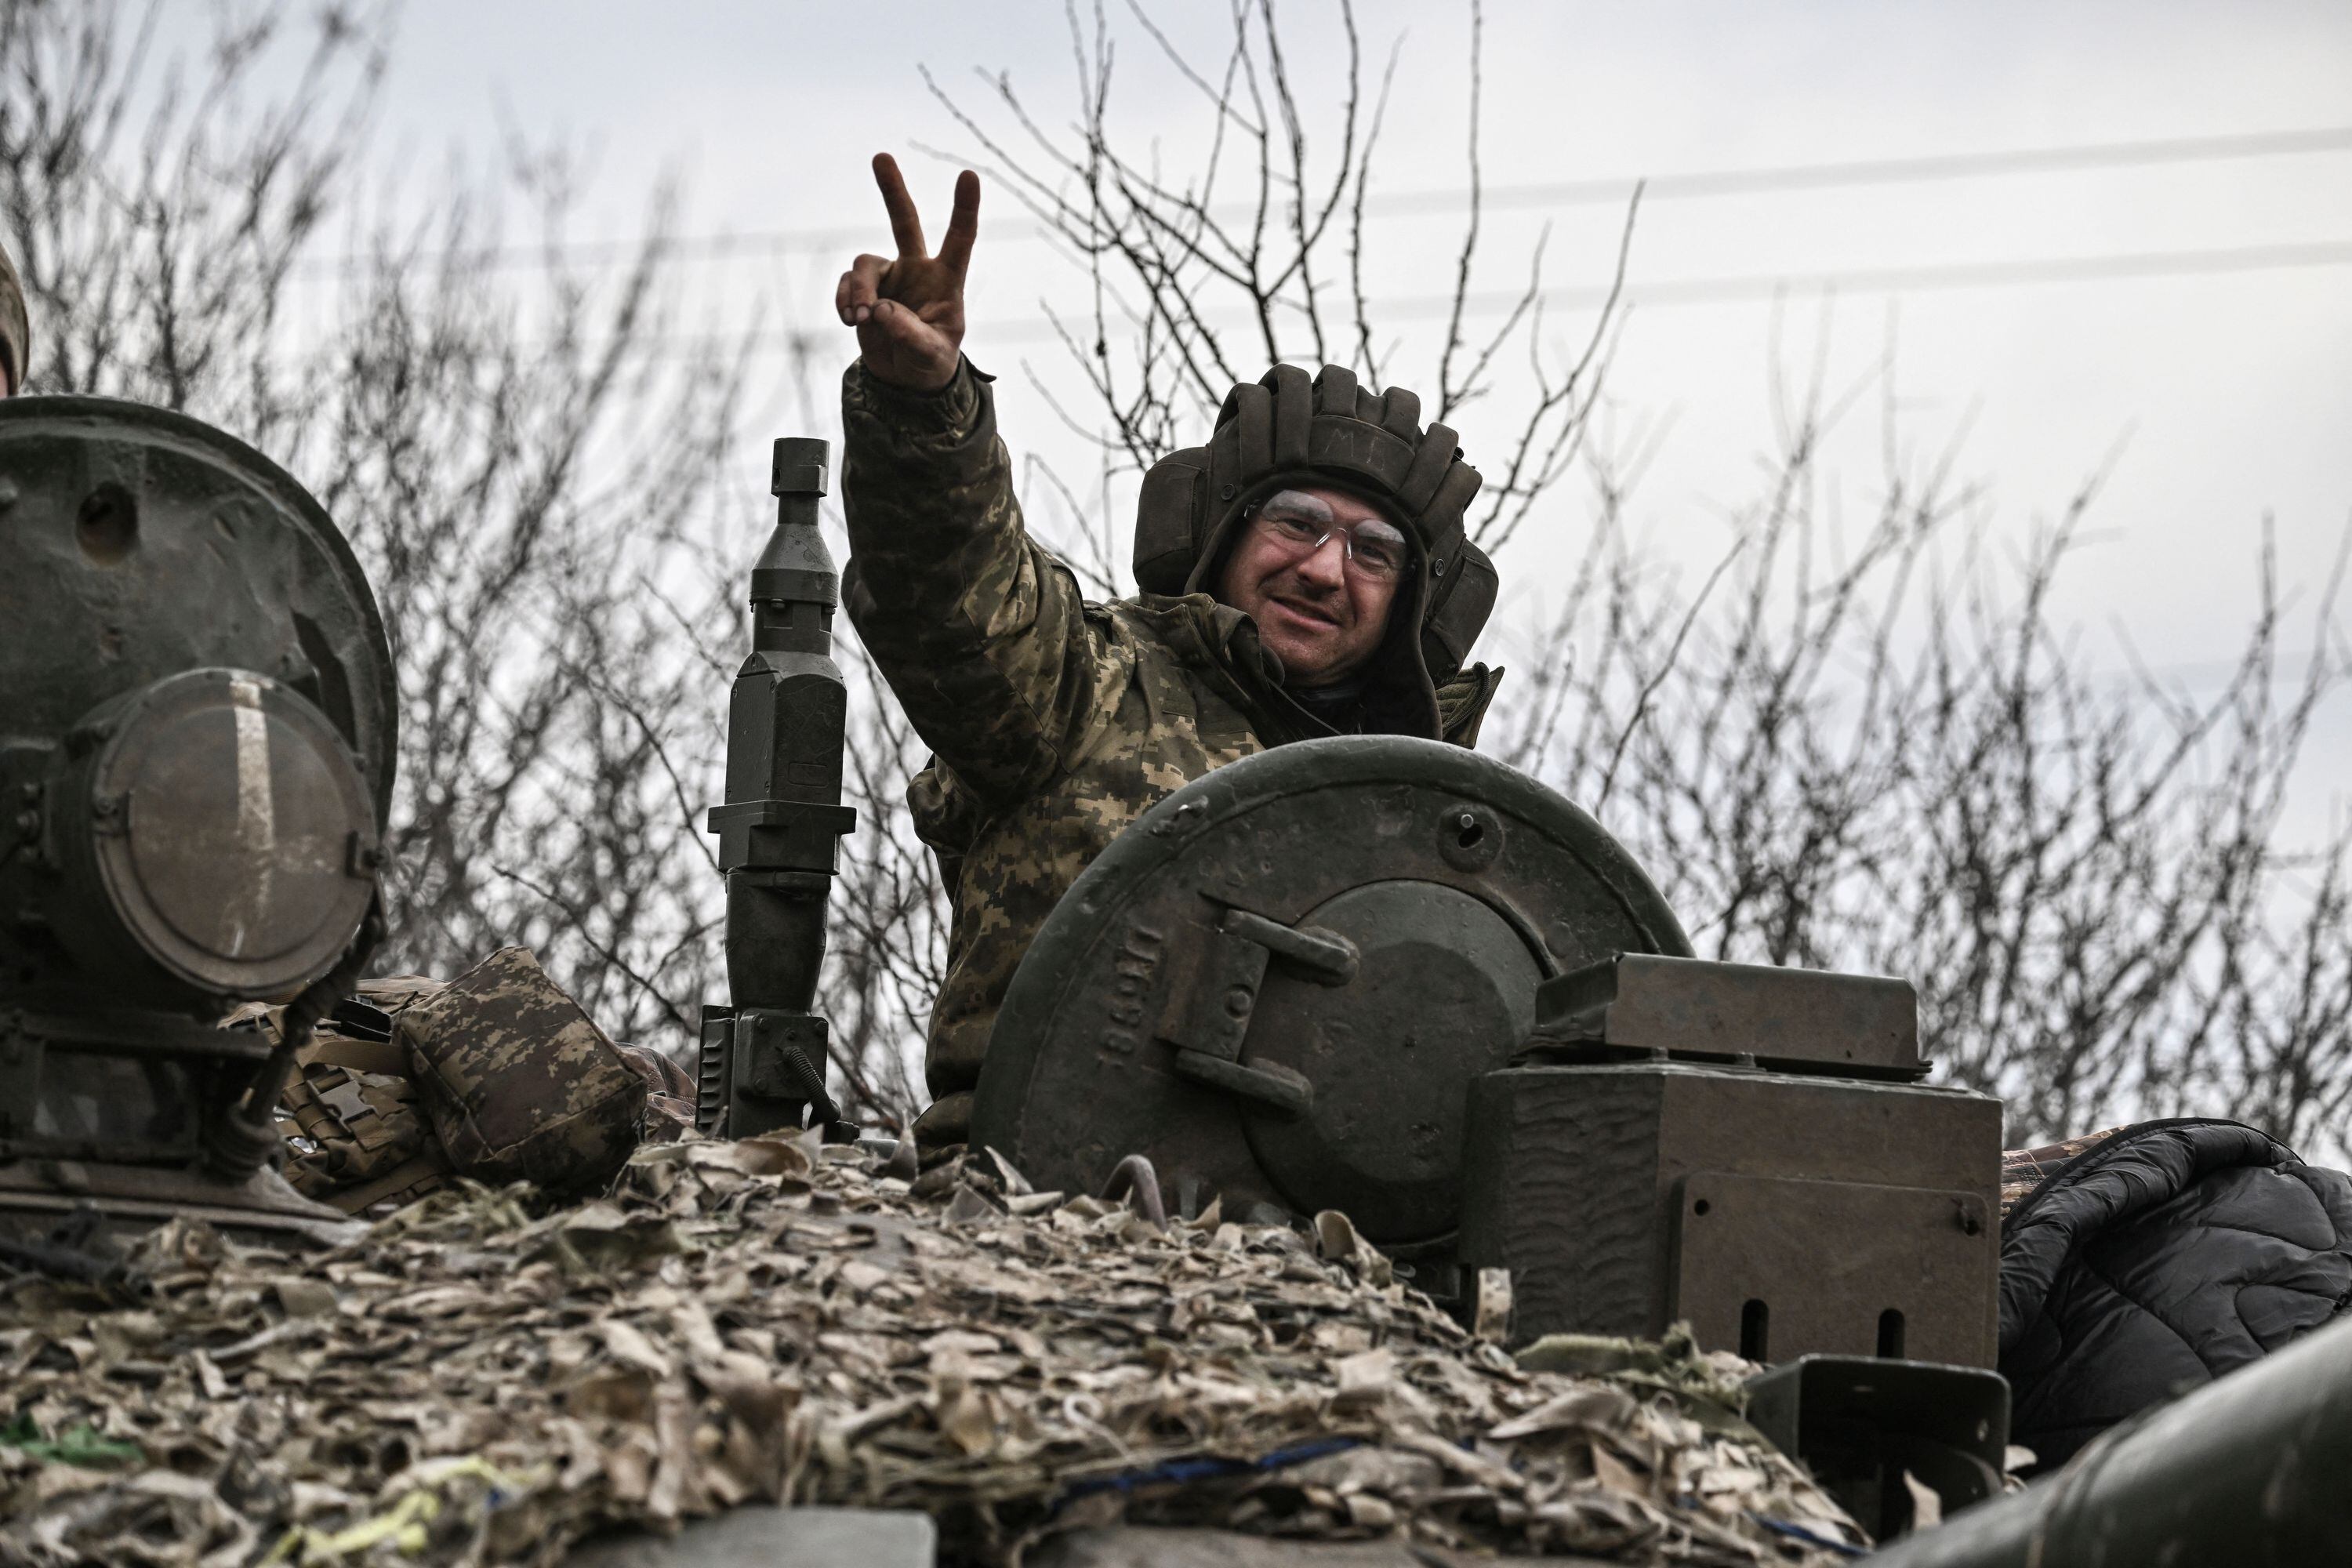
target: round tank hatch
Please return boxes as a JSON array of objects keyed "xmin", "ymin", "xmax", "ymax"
[
  {"xmin": 0, "ymin": 395, "xmax": 397, "ymax": 826},
  {"xmin": 973, "ymin": 735, "xmax": 1692, "ymax": 1249},
  {"xmin": 1241, "ymin": 879, "xmax": 1542, "ymax": 1241},
  {"xmin": 53, "ymin": 668, "xmax": 379, "ymax": 999}
]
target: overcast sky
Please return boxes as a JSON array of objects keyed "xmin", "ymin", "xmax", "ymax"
[{"xmin": 197, "ymin": 0, "xmax": 2352, "ymax": 837}]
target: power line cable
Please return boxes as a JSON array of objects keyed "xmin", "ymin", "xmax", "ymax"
[
  {"xmin": 1409, "ymin": 124, "xmax": 2352, "ymax": 214},
  {"xmin": 1455, "ymin": 238, "xmax": 2352, "ymax": 314},
  {"xmin": 290, "ymin": 124, "xmax": 2352, "ymax": 279},
  {"xmin": 615, "ymin": 237, "xmax": 2352, "ymax": 358}
]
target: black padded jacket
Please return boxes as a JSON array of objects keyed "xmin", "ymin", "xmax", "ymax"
[{"xmin": 1998, "ymin": 1117, "xmax": 2352, "ymax": 1468}]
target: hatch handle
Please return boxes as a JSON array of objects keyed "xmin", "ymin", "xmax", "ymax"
[
  {"xmin": 1170, "ymin": 1048, "xmax": 1313, "ymax": 1120},
  {"xmin": 1220, "ymin": 908, "xmax": 1359, "ymax": 986}
]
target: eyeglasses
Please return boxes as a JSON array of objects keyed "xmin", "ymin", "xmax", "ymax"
[{"xmin": 1246, "ymin": 490, "xmax": 1411, "ymax": 582}]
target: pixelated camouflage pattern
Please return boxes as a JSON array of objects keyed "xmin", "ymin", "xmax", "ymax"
[
  {"xmin": 396, "ymin": 946, "xmax": 647, "ymax": 1194},
  {"xmin": 251, "ymin": 969, "xmax": 673, "ymax": 1209},
  {"xmin": 840, "ymin": 361, "xmax": 1501, "ymax": 1146},
  {"xmin": 2001, "ymin": 1125, "xmax": 2127, "ymax": 1218},
  {"xmin": 354, "ymin": 974, "xmax": 448, "ymax": 1013},
  {"xmin": 616, "ymin": 1040, "xmax": 698, "ymax": 1142}
]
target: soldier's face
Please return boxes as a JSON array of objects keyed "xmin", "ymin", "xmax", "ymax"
[{"xmin": 1215, "ymin": 485, "xmax": 1405, "ymax": 687}]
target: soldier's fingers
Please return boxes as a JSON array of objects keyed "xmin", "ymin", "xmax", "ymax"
[
  {"xmin": 837, "ymin": 254, "xmax": 890, "ymax": 324},
  {"xmin": 866, "ymin": 299, "xmax": 949, "ymax": 366},
  {"xmin": 872, "ymin": 152, "xmax": 927, "ymax": 259},
  {"xmin": 937, "ymin": 169, "xmax": 981, "ymax": 279},
  {"xmin": 871, "ymin": 298, "xmax": 931, "ymax": 339}
]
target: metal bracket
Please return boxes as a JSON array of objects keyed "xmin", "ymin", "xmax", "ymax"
[
  {"xmin": 705, "ymin": 799, "xmax": 858, "ymax": 875},
  {"xmin": 1156, "ymin": 901, "xmax": 1359, "ymax": 1120},
  {"xmin": 695, "ymin": 1005, "xmax": 732, "ymax": 1136},
  {"xmin": 1219, "ymin": 906, "xmax": 1359, "ymax": 985},
  {"xmin": 1170, "ymin": 1049, "xmax": 1314, "ymax": 1119},
  {"xmin": 1670, "ymin": 1171, "xmax": 1994, "ymax": 1366},
  {"xmin": 4, "ymin": 763, "xmax": 50, "ymax": 866},
  {"xmin": 699, "ymin": 1004, "xmax": 833, "ymax": 1138},
  {"xmin": 1744, "ymin": 1354, "xmax": 2010, "ymax": 1539}
]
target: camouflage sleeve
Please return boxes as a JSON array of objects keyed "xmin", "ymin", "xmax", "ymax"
[{"xmin": 839, "ymin": 358, "xmax": 1108, "ymax": 805}]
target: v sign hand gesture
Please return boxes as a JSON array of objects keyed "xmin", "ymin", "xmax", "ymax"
[{"xmin": 836, "ymin": 154, "xmax": 980, "ymax": 393}]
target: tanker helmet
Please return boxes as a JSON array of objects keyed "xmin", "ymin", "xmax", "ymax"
[
  {"xmin": 1133, "ymin": 364, "xmax": 1498, "ymax": 727},
  {"xmin": 1, "ymin": 235, "xmax": 28, "ymax": 394}
]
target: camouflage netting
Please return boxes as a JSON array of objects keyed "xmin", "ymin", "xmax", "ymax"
[{"xmin": 0, "ymin": 1136, "xmax": 1863, "ymax": 1566}]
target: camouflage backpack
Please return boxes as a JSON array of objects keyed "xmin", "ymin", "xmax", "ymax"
[
  {"xmin": 396, "ymin": 946, "xmax": 649, "ymax": 1193},
  {"xmin": 242, "ymin": 948, "xmax": 683, "ymax": 1215}
]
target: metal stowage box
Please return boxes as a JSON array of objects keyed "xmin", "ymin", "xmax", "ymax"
[{"xmin": 1457, "ymin": 955, "xmax": 2003, "ymax": 1367}]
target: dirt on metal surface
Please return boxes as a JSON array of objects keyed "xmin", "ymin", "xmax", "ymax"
[{"xmin": 0, "ymin": 1135, "xmax": 1860, "ymax": 1566}]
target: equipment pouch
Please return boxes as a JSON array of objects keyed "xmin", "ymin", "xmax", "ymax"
[
  {"xmin": 281, "ymin": 1062, "xmax": 447, "ymax": 1210},
  {"xmin": 397, "ymin": 946, "xmax": 646, "ymax": 1194}
]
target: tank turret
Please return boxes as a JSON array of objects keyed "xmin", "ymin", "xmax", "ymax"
[{"xmin": 0, "ymin": 395, "xmax": 394, "ymax": 1243}]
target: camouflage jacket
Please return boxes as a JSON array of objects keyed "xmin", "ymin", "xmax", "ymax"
[{"xmin": 840, "ymin": 361, "xmax": 1501, "ymax": 1146}]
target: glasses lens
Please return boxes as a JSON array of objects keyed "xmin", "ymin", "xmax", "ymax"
[
  {"xmin": 1259, "ymin": 513, "xmax": 1323, "ymax": 546},
  {"xmin": 1258, "ymin": 489, "xmax": 1329, "ymax": 524},
  {"xmin": 1251, "ymin": 491, "xmax": 1408, "ymax": 579},
  {"xmin": 1349, "ymin": 520, "xmax": 1408, "ymax": 579}
]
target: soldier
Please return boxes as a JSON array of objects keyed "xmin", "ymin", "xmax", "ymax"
[
  {"xmin": 2, "ymin": 234, "xmax": 27, "ymax": 395},
  {"xmin": 835, "ymin": 156, "xmax": 1504, "ymax": 1150}
]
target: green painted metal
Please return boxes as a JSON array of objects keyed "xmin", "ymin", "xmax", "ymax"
[
  {"xmin": 0, "ymin": 396, "xmax": 396, "ymax": 819},
  {"xmin": 0, "ymin": 395, "xmax": 390, "ymax": 1238},
  {"xmin": 698, "ymin": 437, "xmax": 857, "ymax": 1139},
  {"xmin": 1859, "ymin": 1312, "xmax": 2352, "ymax": 1566},
  {"xmin": 971, "ymin": 734, "xmax": 1690, "ymax": 1283}
]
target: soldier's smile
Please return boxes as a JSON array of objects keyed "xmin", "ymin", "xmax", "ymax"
[{"xmin": 1267, "ymin": 592, "xmax": 1345, "ymax": 631}]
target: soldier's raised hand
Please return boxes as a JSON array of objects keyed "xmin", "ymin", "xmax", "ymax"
[{"xmin": 837, "ymin": 153, "xmax": 978, "ymax": 393}]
